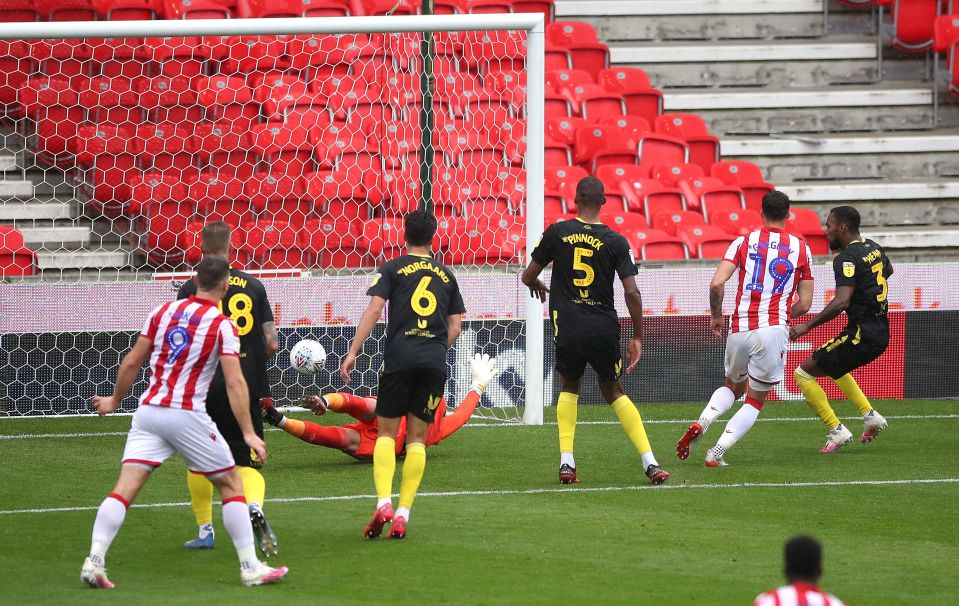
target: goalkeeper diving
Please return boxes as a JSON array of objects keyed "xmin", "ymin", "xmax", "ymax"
[{"xmin": 262, "ymin": 353, "xmax": 499, "ymax": 459}]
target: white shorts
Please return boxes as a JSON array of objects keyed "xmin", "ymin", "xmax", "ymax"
[
  {"xmin": 724, "ymin": 325, "xmax": 789, "ymax": 390},
  {"xmin": 122, "ymin": 405, "xmax": 236, "ymax": 475}
]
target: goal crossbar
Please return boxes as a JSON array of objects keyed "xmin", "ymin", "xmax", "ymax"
[{"xmin": 0, "ymin": 14, "xmax": 546, "ymax": 425}]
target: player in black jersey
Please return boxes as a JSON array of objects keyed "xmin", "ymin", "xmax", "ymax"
[
  {"xmin": 522, "ymin": 176, "xmax": 668, "ymax": 486},
  {"xmin": 790, "ymin": 206, "xmax": 892, "ymax": 453},
  {"xmin": 341, "ymin": 209, "xmax": 465, "ymax": 540},
  {"xmin": 177, "ymin": 222, "xmax": 281, "ymax": 555}
]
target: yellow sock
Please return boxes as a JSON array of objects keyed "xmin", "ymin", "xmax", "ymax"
[
  {"xmin": 557, "ymin": 392, "xmax": 579, "ymax": 454},
  {"xmin": 795, "ymin": 368, "xmax": 841, "ymax": 429},
  {"xmin": 373, "ymin": 437, "xmax": 396, "ymax": 501},
  {"xmin": 611, "ymin": 395, "xmax": 652, "ymax": 455},
  {"xmin": 187, "ymin": 470, "xmax": 214, "ymax": 527},
  {"xmin": 832, "ymin": 374, "xmax": 873, "ymax": 416},
  {"xmin": 398, "ymin": 443, "xmax": 426, "ymax": 510},
  {"xmin": 238, "ymin": 466, "xmax": 266, "ymax": 508}
]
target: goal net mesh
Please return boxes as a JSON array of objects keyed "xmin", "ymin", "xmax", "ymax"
[{"xmin": 0, "ymin": 27, "xmax": 533, "ymax": 420}]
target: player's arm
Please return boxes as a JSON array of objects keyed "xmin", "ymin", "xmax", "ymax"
[
  {"xmin": 262, "ymin": 321, "xmax": 279, "ymax": 358},
  {"xmin": 340, "ymin": 295, "xmax": 387, "ymax": 383},
  {"xmin": 884, "ymin": 255, "xmax": 894, "ymax": 278},
  {"xmin": 438, "ymin": 353, "xmax": 498, "ymax": 441},
  {"xmin": 91, "ymin": 336, "xmax": 153, "ymax": 415},
  {"xmin": 222, "ymin": 355, "xmax": 266, "ymax": 462},
  {"xmin": 447, "ymin": 313, "xmax": 462, "ymax": 348},
  {"xmin": 790, "ymin": 279, "xmax": 815, "ymax": 318},
  {"xmin": 709, "ymin": 260, "xmax": 738, "ymax": 337},
  {"xmin": 621, "ymin": 274, "xmax": 644, "ymax": 372},
  {"xmin": 521, "ymin": 259, "xmax": 549, "ymax": 302},
  {"xmin": 791, "ymin": 285, "xmax": 853, "ymax": 339}
]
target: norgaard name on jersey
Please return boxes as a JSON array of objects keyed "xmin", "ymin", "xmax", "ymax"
[{"xmin": 396, "ymin": 260, "xmax": 451, "ymax": 283}]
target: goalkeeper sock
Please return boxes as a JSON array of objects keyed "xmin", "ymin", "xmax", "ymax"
[
  {"xmin": 398, "ymin": 443, "xmax": 426, "ymax": 511},
  {"xmin": 89, "ymin": 493, "xmax": 128, "ymax": 566},
  {"xmin": 611, "ymin": 395, "xmax": 654, "ymax": 459},
  {"xmin": 237, "ymin": 466, "xmax": 265, "ymax": 510},
  {"xmin": 795, "ymin": 368, "xmax": 841, "ymax": 429},
  {"xmin": 324, "ymin": 392, "xmax": 375, "ymax": 420},
  {"xmin": 280, "ymin": 418, "xmax": 352, "ymax": 450},
  {"xmin": 221, "ymin": 496, "xmax": 257, "ymax": 571},
  {"xmin": 557, "ymin": 392, "xmax": 578, "ymax": 462},
  {"xmin": 832, "ymin": 374, "xmax": 874, "ymax": 416},
  {"xmin": 373, "ymin": 437, "xmax": 396, "ymax": 506},
  {"xmin": 187, "ymin": 470, "xmax": 214, "ymax": 528},
  {"xmin": 699, "ymin": 385, "xmax": 737, "ymax": 432}
]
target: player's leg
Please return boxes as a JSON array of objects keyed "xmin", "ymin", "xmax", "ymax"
[
  {"xmin": 830, "ymin": 327, "xmax": 890, "ymax": 443},
  {"xmin": 705, "ymin": 327, "xmax": 784, "ymax": 466},
  {"xmin": 554, "ymin": 338, "xmax": 586, "ymax": 484},
  {"xmin": 262, "ymin": 397, "xmax": 360, "ymax": 452},
  {"xmin": 322, "ymin": 392, "xmax": 377, "ymax": 420},
  {"xmin": 796, "ymin": 330, "xmax": 859, "ymax": 452},
  {"xmin": 365, "ymin": 372, "xmax": 406, "ymax": 538},
  {"xmin": 598, "ymin": 375, "xmax": 669, "ymax": 484},
  {"xmin": 83, "ymin": 407, "xmax": 171, "ymax": 589},
  {"xmin": 184, "ymin": 471, "xmax": 215, "ymax": 548}
]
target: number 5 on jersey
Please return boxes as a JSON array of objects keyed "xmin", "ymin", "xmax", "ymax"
[
  {"xmin": 573, "ymin": 247, "xmax": 594, "ymax": 298},
  {"xmin": 411, "ymin": 276, "xmax": 437, "ymax": 329}
]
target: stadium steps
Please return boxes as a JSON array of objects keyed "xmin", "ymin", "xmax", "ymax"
[
  {"xmin": 662, "ymin": 83, "xmax": 959, "ymax": 135},
  {"xmin": 720, "ymin": 130, "xmax": 959, "ymax": 182},
  {"xmin": 36, "ymin": 247, "xmax": 130, "ymax": 273},
  {"xmin": 554, "ymin": 0, "xmax": 838, "ymax": 42},
  {"xmin": 608, "ymin": 36, "xmax": 934, "ymax": 89}
]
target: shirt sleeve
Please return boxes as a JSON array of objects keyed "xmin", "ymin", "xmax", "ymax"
[
  {"xmin": 615, "ymin": 236, "xmax": 639, "ymax": 279},
  {"xmin": 449, "ymin": 278, "xmax": 466, "ymax": 315},
  {"xmin": 176, "ymin": 278, "xmax": 195, "ymax": 300},
  {"xmin": 752, "ymin": 592, "xmax": 774, "ymax": 606},
  {"xmin": 530, "ymin": 226, "xmax": 556, "ymax": 266},
  {"xmin": 257, "ymin": 281, "xmax": 275, "ymax": 324},
  {"xmin": 140, "ymin": 305, "xmax": 162, "ymax": 339},
  {"xmin": 218, "ymin": 317, "xmax": 240, "ymax": 356},
  {"xmin": 797, "ymin": 242, "xmax": 813, "ymax": 281},
  {"xmin": 833, "ymin": 251, "xmax": 858, "ymax": 288},
  {"xmin": 366, "ymin": 263, "xmax": 394, "ymax": 299},
  {"xmin": 723, "ymin": 236, "xmax": 746, "ymax": 265}
]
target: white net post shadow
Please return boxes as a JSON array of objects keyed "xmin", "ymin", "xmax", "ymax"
[{"xmin": 0, "ymin": 15, "xmax": 546, "ymax": 423}]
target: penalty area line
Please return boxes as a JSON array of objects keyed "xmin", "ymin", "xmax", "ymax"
[
  {"xmin": 3, "ymin": 414, "xmax": 959, "ymax": 439},
  {"xmin": 2, "ymin": 478, "xmax": 958, "ymax": 516}
]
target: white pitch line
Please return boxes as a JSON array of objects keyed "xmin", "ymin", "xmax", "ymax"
[
  {"xmin": 3, "ymin": 478, "xmax": 957, "ymax": 516},
  {"xmin": 2, "ymin": 414, "xmax": 959, "ymax": 439}
]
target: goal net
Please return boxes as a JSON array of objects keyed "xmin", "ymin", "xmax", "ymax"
[{"xmin": 0, "ymin": 15, "xmax": 547, "ymax": 423}]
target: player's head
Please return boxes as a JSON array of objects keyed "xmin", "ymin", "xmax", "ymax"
[
  {"xmin": 761, "ymin": 190, "xmax": 790, "ymax": 224},
  {"xmin": 574, "ymin": 176, "xmax": 605, "ymax": 214},
  {"xmin": 196, "ymin": 255, "xmax": 231, "ymax": 299},
  {"xmin": 200, "ymin": 221, "xmax": 232, "ymax": 258},
  {"xmin": 783, "ymin": 535, "xmax": 823, "ymax": 583},
  {"xmin": 826, "ymin": 205, "xmax": 861, "ymax": 251},
  {"xmin": 404, "ymin": 208, "xmax": 437, "ymax": 249}
]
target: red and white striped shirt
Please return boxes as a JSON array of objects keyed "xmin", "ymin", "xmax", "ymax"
[
  {"xmin": 137, "ymin": 295, "xmax": 239, "ymax": 412},
  {"xmin": 723, "ymin": 227, "xmax": 812, "ymax": 334},
  {"xmin": 753, "ymin": 582, "xmax": 846, "ymax": 606}
]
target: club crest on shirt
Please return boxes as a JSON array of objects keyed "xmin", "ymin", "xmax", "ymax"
[
  {"xmin": 842, "ymin": 261, "xmax": 855, "ymax": 277},
  {"xmin": 369, "ymin": 272, "xmax": 381, "ymax": 287}
]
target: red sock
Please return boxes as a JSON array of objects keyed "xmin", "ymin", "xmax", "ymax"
[
  {"xmin": 324, "ymin": 393, "xmax": 375, "ymax": 420},
  {"xmin": 745, "ymin": 396, "xmax": 764, "ymax": 411},
  {"xmin": 293, "ymin": 419, "xmax": 352, "ymax": 450}
]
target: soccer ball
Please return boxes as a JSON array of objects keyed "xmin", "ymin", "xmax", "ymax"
[{"xmin": 290, "ymin": 339, "xmax": 327, "ymax": 375}]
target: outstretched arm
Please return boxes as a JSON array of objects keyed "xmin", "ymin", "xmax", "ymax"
[
  {"xmin": 438, "ymin": 353, "xmax": 499, "ymax": 442},
  {"xmin": 91, "ymin": 336, "xmax": 152, "ymax": 415}
]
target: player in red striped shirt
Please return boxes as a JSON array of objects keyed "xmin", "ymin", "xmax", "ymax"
[
  {"xmin": 80, "ymin": 257, "xmax": 288, "ymax": 589},
  {"xmin": 753, "ymin": 536, "xmax": 846, "ymax": 606},
  {"xmin": 676, "ymin": 191, "xmax": 814, "ymax": 466}
]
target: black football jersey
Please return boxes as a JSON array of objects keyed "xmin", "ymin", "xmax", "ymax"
[
  {"xmin": 832, "ymin": 238, "xmax": 891, "ymax": 326},
  {"xmin": 531, "ymin": 218, "xmax": 638, "ymax": 339},
  {"xmin": 178, "ymin": 268, "xmax": 275, "ymax": 398},
  {"xmin": 368, "ymin": 253, "xmax": 466, "ymax": 373}
]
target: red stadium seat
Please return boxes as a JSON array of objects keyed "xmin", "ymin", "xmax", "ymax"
[
  {"xmin": 140, "ymin": 36, "xmax": 213, "ymax": 80},
  {"xmin": 306, "ymin": 173, "xmax": 372, "ymax": 221},
  {"xmin": 627, "ymin": 180, "xmax": 687, "ymax": 224},
  {"xmin": 544, "ymin": 44, "xmax": 573, "ymax": 72},
  {"xmin": 635, "ymin": 133, "xmax": 689, "ymax": 168},
  {"xmin": 545, "ymin": 91, "xmax": 573, "ymax": 119},
  {"xmin": 246, "ymin": 171, "xmax": 312, "ymax": 224},
  {"xmin": 651, "ymin": 209, "xmax": 705, "ymax": 236},
  {"xmin": 786, "ymin": 207, "xmax": 827, "ymax": 254},
  {"xmin": 595, "ymin": 164, "xmax": 648, "ymax": 200},
  {"xmin": 544, "ymin": 139, "xmax": 574, "ymax": 167},
  {"xmin": 235, "ymin": 220, "xmax": 306, "ymax": 269},
  {"xmin": 301, "ymin": 218, "xmax": 370, "ymax": 268},
  {"xmin": 562, "ymin": 85, "xmax": 626, "ymax": 120},
  {"xmin": 602, "ymin": 212, "xmax": 649, "ymax": 235},
  {"xmin": 546, "ymin": 117, "xmax": 589, "ymax": 147},
  {"xmin": 935, "ymin": 16, "xmax": 959, "ymax": 98},
  {"xmin": 678, "ymin": 225, "xmax": 734, "ymax": 259},
  {"xmin": 709, "ymin": 160, "xmax": 775, "ymax": 212},
  {"xmin": 573, "ymin": 125, "xmax": 636, "ymax": 173},
  {"xmin": 189, "ymin": 172, "xmax": 254, "ymax": 225},
  {"xmin": 466, "ymin": 0, "xmax": 513, "ymax": 14},
  {"xmin": 71, "ymin": 124, "xmax": 142, "ymax": 213},
  {"xmin": 249, "ymin": 121, "xmax": 316, "ymax": 176},
  {"xmin": 545, "ymin": 165, "xmax": 589, "ymax": 205},
  {"xmin": 597, "ymin": 67, "xmax": 664, "ymax": 123},
  {"xmin": 546, "ymin": 68, "xmax": 594, "ymax": 94},
  {"xmin": 546, "ymin": 21, "xmax": 610, "ymax": 77},
  {"xmin": 710, "ymin": 208, "xmax": 763, "ymax": 236},
  {"xmin": 364, "ymin": 217, "xmax": 405, "ymax": 261},
  {"xmin": 885, "ymin": 0, "xmax": 938, "ymax": 52},
  {"xmin": 513, "ymin": 0, "xmax": 554, "ymax": 21},
  {"xmin": 682, "ymin": 177, "xmax": 745, "ymax": 216},
  {"xmin": 193, "ymin": 122, "xmax": 255, "ymax": 176},
  {"xmin": 651, "ymin": 163, "xmax": 706, "ymax": 188},
  {"xmin": 654, "ymin": 113, "xmax": 720, "ymax": 172},
  {"xmin": 0, "ymin": 0, "xmax": 37, "ymax": 22},
  {"xmin": 597, "ymin": 116, "xmax": 652, "ymax": 148},
  {"xmin": 0, "ymin": 41, "xmax": 33, "ymax": 114},
  {"xmin": 128, "ymin": 172, "xmax": 189, "ymax": 216},
  {"xmin": 244, "ymin": 0, "xmax": 350, "ymax": 17},
  {"xmin": 286, "ymin": 34, "xmax": 363, "ymax": 75},
  {"xmin": 0, "ymin": 226, "xmax": 37, "ymax": 277},
  {"xmin": 19, "ymin": 77, "xmax": 83, "ymax": 162},
  {"xmin": 93, "ymin": 0, "xmax": 161, "ymax": 20},
  {"xmin": 195, "ymin": 75, "xmax": 259, "ymax": 130},
  {"xmin": 136, "ymin": 123, "xmax": 197, "ymax": 173},
  {"xmin": 628, "ymin": 229, "xmax": 689, "ymax": 261},
  {"xmin": 164, "ymin": 0, "xmax": 233, "ymax": 19}
]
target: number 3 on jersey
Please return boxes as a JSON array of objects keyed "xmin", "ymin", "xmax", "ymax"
[
  {"xmin": 411, "ymin": 276, "xmax": 437, "ymax": 329},
  {"xmin": 218, "ymin": 293, "xmax": 254, "ymax": 336}
]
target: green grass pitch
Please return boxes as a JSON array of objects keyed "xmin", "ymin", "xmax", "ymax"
[{"xmin": 2, "ymin": 399, "xmax": 957, "ymax": 605}]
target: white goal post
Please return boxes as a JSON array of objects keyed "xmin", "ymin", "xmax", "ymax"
[{"xmin": 0, "ymin": 14, "xmax": 546, "ymax": 424}]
